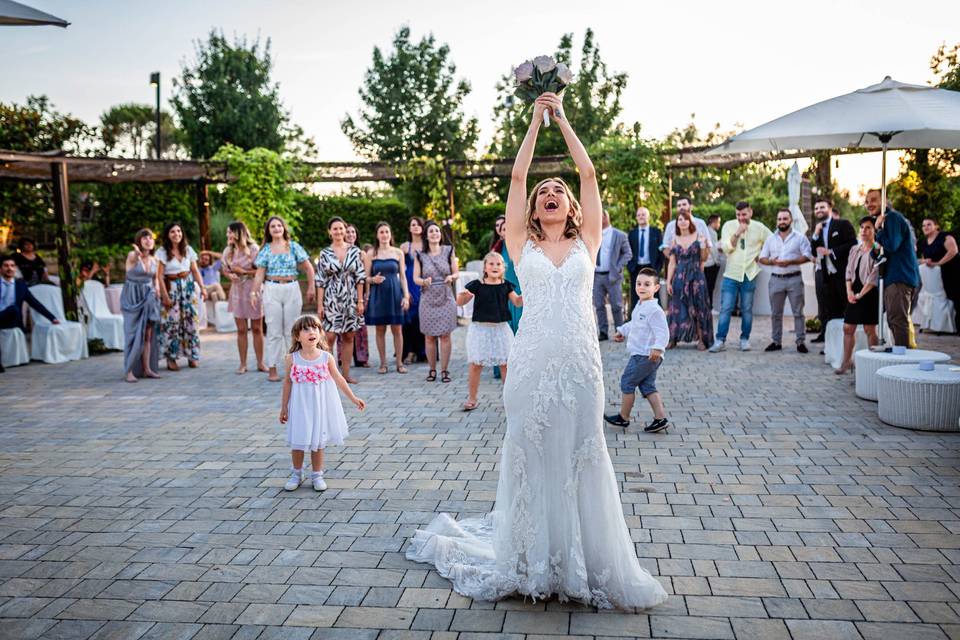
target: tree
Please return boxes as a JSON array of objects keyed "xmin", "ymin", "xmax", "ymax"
[
  {"xmin": 212, "ymin": 144, "xmax": 299, "ymax": 241},
  {"xmin": 490, "ymin": 29, "xmax": 627, "ymax": 157},
  {"xmin": 662, "ymin": 117, "xmax": 788, "ymax": 228},
  {"xmin": 889, "ymin": 42, "xmax": 960, "ymax": 231},
  {"xmin": 100, "ymin": 103, "xmax": 185, "ymax": 158},
  {"xmin": 341, "ymin": 26, "xmax": 479, "ymax": 161},
  {"xmin": 171, "ymin": 30, "xmax": 313, "ymax": 159},
  {"xmin": 0, "ymin": 96, "xmax": 94, "ymax": 232}
]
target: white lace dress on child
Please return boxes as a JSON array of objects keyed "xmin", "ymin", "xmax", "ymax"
[
  {"xmin": 286, "ymin": 350, "xmax": 349, "ymax": 451},
  {"xmin": 406, "ymin": 238, "xmax": 668, "ymax": 610}
]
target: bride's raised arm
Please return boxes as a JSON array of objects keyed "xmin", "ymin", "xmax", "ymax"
[
  {"xmin": 504, "ymin": 100, "xmax": 548, "ymax": 260},
  {"xmin": 539, "ymin": 93, "xmax": 602, "ymax": 254}
]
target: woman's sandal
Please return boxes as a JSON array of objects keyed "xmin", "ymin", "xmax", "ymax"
[
  {"xmin": 441, "ymin": 370, "xmax": 451, "ymax": 383},
  {"xmin": 396, "ymin": 365, "xmax": 408, "ymax": 374},
  {"xmin": 426, "ymin": 369, "xmax": 437, "ymax": 381},
  {"xmin": 378, "ymin": 365, "xmax": 388, "ymax": 374},
  {"xmin": 462, "ymin": 400, "xmax": 478, "ymax": 411},
  {"xmin": 167, "ymin": 359, "xmax": 180, "ymax": 371}
]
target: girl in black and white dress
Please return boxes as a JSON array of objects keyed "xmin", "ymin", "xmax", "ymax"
[{"xmin": 455, "ymin": 252, "xmax": 522, "ymax": 411}]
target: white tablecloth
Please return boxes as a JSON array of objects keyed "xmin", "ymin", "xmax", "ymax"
[{"xmin": 105, "ymin": 284, "xmax": 124, "ymax": 315}]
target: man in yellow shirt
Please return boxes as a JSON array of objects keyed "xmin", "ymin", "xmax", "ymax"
[{"xmin": 708, "ymin": 201, "xmax": 772, "ymax": 352}]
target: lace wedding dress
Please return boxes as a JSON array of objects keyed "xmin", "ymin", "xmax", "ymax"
[{"xmin": 406, "ymin": 238, "xmax": 668, "ymax": 610}]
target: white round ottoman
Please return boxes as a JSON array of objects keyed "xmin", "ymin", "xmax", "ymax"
[
  {"xmin": 876, "ymin": 365, "xmax": 960, "ymax": 432},
  {"xmin": 854, "ymin": 349, "xmax": 951, "ymax": 401}
]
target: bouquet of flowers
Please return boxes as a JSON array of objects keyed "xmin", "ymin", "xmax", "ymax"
[{"xmin": 513, "ymin": 56, "xmax": 574, "ymax": 127}]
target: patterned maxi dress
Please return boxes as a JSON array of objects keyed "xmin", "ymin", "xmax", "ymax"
[
  {"xmin": 157, "ymin": 246, "xmax": 201, "ymax": 361},
  {"xmin": 316, "ymin": 245, "xmax": 367, "ymax": 333},
  {"xmin": 667, "ymin": 241, "xmax": 714, "ymax": 347}
]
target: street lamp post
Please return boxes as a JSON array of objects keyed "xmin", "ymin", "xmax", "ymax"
[{"xmin": 149, "ymin": 72, "xmax": 161, "ymax": 159}]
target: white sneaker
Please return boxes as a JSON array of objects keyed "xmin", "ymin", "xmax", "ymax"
[
  {"xmin": 284, "ymin": 469, "xmax": 303, "ymax": 491},
  {"xmin": 312, "ymin": 473, "xmax": 327, "ymax": 492},
  {"xmin": 740, "ymin": 339, "xmax": 751, "ymax": 351},
  {"xmin": 708, "ymin": 340, "xmax": 726, "ymax": 353}
]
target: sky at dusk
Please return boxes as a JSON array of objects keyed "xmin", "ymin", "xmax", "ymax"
[{"xmin": 2, "ymin": 0, "xmax": 957, "ymax": 200}]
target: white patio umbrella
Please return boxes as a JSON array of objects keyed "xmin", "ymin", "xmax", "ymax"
[
  {"xmin": 0, "ymin": 0, "xmax": 69, "ymax": 26},
  {"xmin": 709, "ymin": 76, "xmax": 960, "ymax": 344},
  {"xmin": 787, "ymin": 161, "xmax": 807, "ymax": 235}
]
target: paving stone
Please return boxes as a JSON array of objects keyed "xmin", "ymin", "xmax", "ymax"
[
  {"xmin": 650, "ymin": 615, "xmax": 734, "ymax": 639},
  {"xmin": 284, "ymin": 605, "xmax": 343, "ymax": 627},
  {"xmin": 786, "ymin": 619, "xmax": 863, "ymax": 640},
  {"xmin": 3, "ymin": 324, "xmax": 959, "ymax": 640}
]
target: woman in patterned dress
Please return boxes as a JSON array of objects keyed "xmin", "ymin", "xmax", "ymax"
[
  {"xmin": 413, "ymin": 220, "xmax": 459, "ymax": 382},
  {"xmin": 340, "ymin": 223, "xmax": 370, "ymax": 367},
  {"xmin": 156, "ymin": 222, "xmax": 206, "ymax": 370},
  {"xmin": 222, "ymin": 221, "xmax": 265, "ymax": 374},
  {"xmin": 665, "ymin": 211, "xmax": 713, "ymax": 350},
  {"xmin": 316, "ymin": 217, "xmax": 367, "ymax": 384}
]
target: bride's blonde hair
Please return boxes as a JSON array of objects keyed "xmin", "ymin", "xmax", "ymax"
[{"xmin": 525, "ymin": 177, "xmax": 582, "ymax": 241}]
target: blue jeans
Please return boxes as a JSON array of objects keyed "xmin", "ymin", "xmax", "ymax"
[{"xmin": 716, "ymin": 276, "xmax": 757, "ymax": 342}]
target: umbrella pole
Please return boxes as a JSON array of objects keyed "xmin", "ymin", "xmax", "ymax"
[{"xmin": 877, "ymin": 141, "xmax": 888, "ymax": 345}]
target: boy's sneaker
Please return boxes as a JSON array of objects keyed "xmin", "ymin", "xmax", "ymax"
[
  {"xmin": 644, "ymin": 418, "xmax": 670, "ymax": 433},
  {"xmin": 603, "ymin": 413, "xmax": 630, "ymax": 428},
  {"xmin": 708, "ymin": 340, "xmax": 726, "ymax": 353},
  {"xmin": 311, "ymin": 472, "xmax": 327, "ymax": 492},
  {"xmin": 284, "ymin": 469, "xmax": 303, "ymax": 491},
  {"xmin": 739, "ymin": 339, "xmax": 751, "ymax": 351}
]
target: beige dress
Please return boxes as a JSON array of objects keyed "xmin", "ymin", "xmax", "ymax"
[{"xmin": 225, "ymin": 245, "xmax": 263, "ymax": 320}]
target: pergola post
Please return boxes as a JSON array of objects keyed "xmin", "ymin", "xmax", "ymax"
[
  {"xmin": 443, "ymin": 162, "xmax": 456, "ymax": 244},
  {"xmin": 50, "ymin": 161, "xmax": 76, "ymax": 318},
  {"xmin": 196, "ymin": 182, "xmax": 211, "ymax": 251},
  {"xmin": 663, "ymin": 169, "xmax": 674, "ymax": 225}
]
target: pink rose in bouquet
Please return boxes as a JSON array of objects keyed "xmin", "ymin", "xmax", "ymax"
[{"xmin": 513, "ymin": 55, "xmax": 573, "ymax": 126}]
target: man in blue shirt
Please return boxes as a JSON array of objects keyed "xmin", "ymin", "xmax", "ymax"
[
  {"xmin": 1, "ymin": 254, "xmax": 59, "ymax": 372},
  {"xmin": 868, "ymin": 189, "xmax": 920, "ymax": 346}
]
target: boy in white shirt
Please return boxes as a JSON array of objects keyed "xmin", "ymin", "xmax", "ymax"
[{"xmin": 604, "ymin": 267, "xmax": 671, "ymax": 433}]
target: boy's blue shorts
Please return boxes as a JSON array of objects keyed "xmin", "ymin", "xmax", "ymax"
[{"xmin": 620, "ymin": 354, "xmax": 661, "ymax": 397}]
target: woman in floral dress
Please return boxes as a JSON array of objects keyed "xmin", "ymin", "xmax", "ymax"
[
  {"xmin": 666, "ymin": 211, "xmax": 713, "ymax": 350},
  {"xmin": 156, "ymin": 222, "xmax": 206, "ymax": 369},
  {"xmin": 316, "ymin": 217, "xmax": 367, "ymax": 383}
]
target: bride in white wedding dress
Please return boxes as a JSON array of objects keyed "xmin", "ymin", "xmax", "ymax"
[{"xmin": 406, "ymin": 93, "xmax": 668, "ymax": 610}]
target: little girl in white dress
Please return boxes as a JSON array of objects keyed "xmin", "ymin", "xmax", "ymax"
[{"xmin": 280, "ymin": 314, "xmax": 365, "ymax": 491}]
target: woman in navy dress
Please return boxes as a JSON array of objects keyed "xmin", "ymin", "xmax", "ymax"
[
  {"xmin": 400, "ymin": 216, "xmax": 426, "ymax": 364},
  {"xmin": 364, "ymin": 222, "xmax": 411, "ymax": 373}
]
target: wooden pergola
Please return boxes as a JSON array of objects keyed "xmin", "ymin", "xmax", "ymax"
[{"xmin": 0, "ymin": 145, "xmax": 847, "ymax": 314}]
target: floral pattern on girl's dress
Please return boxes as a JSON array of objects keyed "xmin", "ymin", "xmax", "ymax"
[{"xmin": 291, "ymin": 361, "xmax": 330, "ymax": 384}]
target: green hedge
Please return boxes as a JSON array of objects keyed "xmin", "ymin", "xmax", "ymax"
[
  {"xmin": 461, "ymin": 202, "xmax": 506, "ymax": 259},
  {"xmin": 296, "ymin": 194, "xmax": 411, "ymax": 253}
]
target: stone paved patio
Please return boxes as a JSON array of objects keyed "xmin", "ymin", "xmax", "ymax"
[{"xmin": 2, "ymin": 318, "xmax": 959, "ymax": 640}]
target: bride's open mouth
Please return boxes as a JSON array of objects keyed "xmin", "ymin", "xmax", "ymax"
[{"xmin": 544, "ymin": 201, "xmax": 559, "ymax": 212}]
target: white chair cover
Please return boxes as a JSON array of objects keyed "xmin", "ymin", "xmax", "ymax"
[
  {"xmin": 914, "ymin": 264, "xmax": 956, "ymax": 333},
  {"xmin": 0, "ymin": 328, "xmax": 29, "ymax": 367},
  {"xmin": 81, "ymin": 280, "xmax": 124, "ymax": 349},
  {"xmin": 214, "ymin": 301, "xmax": 236, "ymax": 333},
  {"xmin": 28, "ymin": 284, "xmax": 88, "ymax": 364},
  {"xmin": 456, "ymin": 271, "xmax": 480, "ymax": 319},
  {"xmin": 824, "ymin": 319, "xmax": 867, "ymax": 369}
]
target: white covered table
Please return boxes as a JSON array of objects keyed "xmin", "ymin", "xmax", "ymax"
[
  {"xmin": 913, "ymin": 264, "xmax": 956, "ymax": 334},
  {"xmin": 877, "ymin": 364, "xmax": 960, "ymax": 431},
  {"xmin": 854, "ymin": 348, "xmax": 951, "ymax": 401},
  {"xmin": 105, "ymin": 284, "xmax": 123, "ymax": 315}
]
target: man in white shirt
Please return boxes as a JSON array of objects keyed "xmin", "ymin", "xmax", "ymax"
[
  {"xmin": 661, "ymin": 196, "xmax": 712, "ymax": 258},
  {"xmin": 593, "ymin": 210, "xmax": 632, "ymax": 340},
  {"xmin": 759, "ymin": 209, "xmax": 813, "ymax": 353}
]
